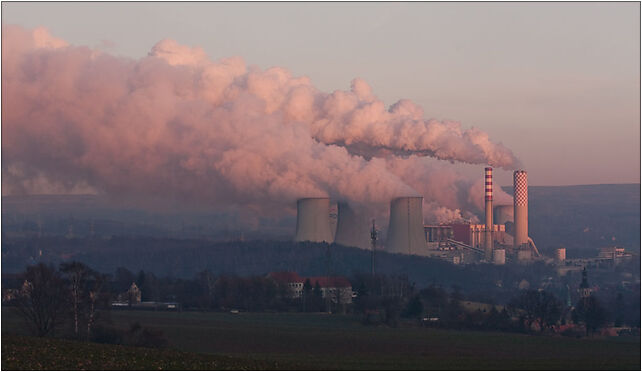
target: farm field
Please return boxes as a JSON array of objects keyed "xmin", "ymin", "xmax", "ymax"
[
  {"xmin": 1, "ymin": 333, "xmax": 301, "ymax": 370},
  {"xmin": 3, "ymin": 308, "xmax": 640, "ymax": 370}
]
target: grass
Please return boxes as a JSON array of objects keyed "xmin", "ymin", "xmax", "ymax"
[
  {"xmin": 3, "ymin": 308, "xmax": 641, "ymax": 370},
  {"xmin": 1, "ymin": 333, "xmax": 302, "ymax": 370}
]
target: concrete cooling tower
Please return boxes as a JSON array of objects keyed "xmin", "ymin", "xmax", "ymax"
[
  {"xmin": 513, "ymin": 170, "xmax": 529, "ymax": 249},
  {"xmin": 386, "ymin": 197, "xmax": 425, "ymax": 255},
  {"xmin": 295, "ymin": 198, "xmax": 334, "ymax": 243},
  {"xmin": 334, "ymin": 202, "xmax": 371, "ymax": 250},
  {"xmin": 494, "ymin": 205, "xmax": 514, "ymax": 226}
]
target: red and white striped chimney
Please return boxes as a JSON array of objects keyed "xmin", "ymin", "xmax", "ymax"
[{"xmin": 484, "ymin": 167, "xmax": 493, "ymax": 259}]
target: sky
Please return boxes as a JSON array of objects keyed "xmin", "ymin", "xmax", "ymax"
[{"xmin": 2, "ymin": 1, "xmax": 640, "ymax": 188}]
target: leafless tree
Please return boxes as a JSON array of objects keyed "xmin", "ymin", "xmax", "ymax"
[
  {"xmin": 86, "ymin": 272, "xmax": 107, "ymax": 339},
  {"xmin": 14, "ymin": 264, "xmax": 67, "ymax": 337},
  {"xmin": 60, "ymin": 261, "xmax": 90, "ymax": 338}
]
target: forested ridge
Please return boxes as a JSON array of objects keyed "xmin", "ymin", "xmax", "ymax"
[{"xmin": 3, "ymin": 237, "xmax": 549, "ymax": 297}]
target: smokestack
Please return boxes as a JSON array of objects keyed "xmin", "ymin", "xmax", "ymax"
[
  {"xmin": 295, "ymin": 198, "xmax": 334, "ymax": 243},
  {"xmin": 484, "ymin": 167, "xmax": 493, "ymax": 260},
  {"xmin": 386, "ymin": 197, "xmax": 425, "ymax": 255},
  {"xmin": 334, "ymin": 202, "xmax": 370, "ymax": 249},
  {"xmin": 513, "ymin": 170, "xmax": 528, "ymax": 250}
]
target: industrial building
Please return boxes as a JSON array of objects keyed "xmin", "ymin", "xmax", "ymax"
[
  {"xmin": 268, "ymin": 272, "xmax": 353, "ymax": 304},
  {"xmin": 424, "ymin": 225, "xmax": 453, "ymax": 243},
  {"xmin": 598, "ymin": 246, "xmax": 633, "ymax": 261},
  {"xmin": 418, "ymin": 168, "xmax": 537, "ymax": 265},
  {"xmin": 424, "ymin": 223, "xmax": 508, "ymax": 248},
  {"xmin": 293, "ymin": 166, "xmax": 544, "ymax": 265}
]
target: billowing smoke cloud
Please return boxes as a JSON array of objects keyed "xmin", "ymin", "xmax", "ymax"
[
  {"xmin": 384, "ymin": 156, "xmax": 513, "ymax": 224},
  {"xmin": 2, "ymin": 26, "xmax": 518, "ymax": 222}
]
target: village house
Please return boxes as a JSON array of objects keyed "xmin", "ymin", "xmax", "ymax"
[{"xmin": 268, "ymin": 272, "xmax": 353, "ymax": 304}]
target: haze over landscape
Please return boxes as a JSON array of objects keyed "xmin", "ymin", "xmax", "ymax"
[{"xmin": 1, "ymin": 2, "xmax": 640, "ymax": 371}]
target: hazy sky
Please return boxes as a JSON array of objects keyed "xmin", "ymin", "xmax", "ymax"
[{"xmin": 3, "ymin": 2, "xmax": 640, "ymax": 186}]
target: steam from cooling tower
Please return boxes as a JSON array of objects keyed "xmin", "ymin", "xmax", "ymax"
[
  {"xmin": 2, "ymin": 26, "xmax": 520, "ymax": 222},
  {"xmin": 311, "ymin": 93, "xmax": 519, "ymax": 168},
  {"xmin": 384, "ymin": 156, "xmax": 514, "ymax": 224}
]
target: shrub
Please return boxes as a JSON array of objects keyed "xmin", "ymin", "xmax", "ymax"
[{"xmin": 123, "ymin": 322, "xmax": 168, "ymax": 349}]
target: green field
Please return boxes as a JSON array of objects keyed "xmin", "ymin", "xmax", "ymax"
[{"xmin": 3, "ymin": 308, "xmax": 640, "ymax": 370}]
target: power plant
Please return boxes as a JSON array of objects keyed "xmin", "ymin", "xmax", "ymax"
[{"xmin": 293, "ymin": 166, "xmax": 546, "ymax": 265}]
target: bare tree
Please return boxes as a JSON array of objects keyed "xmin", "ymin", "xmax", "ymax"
[
  {"xmin": 14, "ymin": 264, "xmax": 67, "ymax": 337},
  {"xmin": 509, "ymin": 290, "xmax": 562, "ymax": 333},
  {"xmin": 60, "ymin": 261, "xmax": 91, "ymax": 338},
  {"xmin": 86, "ymin": 271, "xmax": 107, "ymax": 339}
]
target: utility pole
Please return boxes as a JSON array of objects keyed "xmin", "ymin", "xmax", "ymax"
[{"xmin": 370, "ymin": 219, "xmax": 377, "ymax": 278}]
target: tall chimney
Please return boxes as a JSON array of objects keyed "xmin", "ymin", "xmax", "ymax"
[
  {"xmin": 513, "ymin": 170, "xmax": 528, "ymax": 250},
  {"xmin": 484, "ymin": 167, "xmax": 493, "ymax": 260}
]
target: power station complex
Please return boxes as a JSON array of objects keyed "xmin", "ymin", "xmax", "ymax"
[{"xmin": 294, "ymin": 168, "xmax": 542, "ymax": 265}]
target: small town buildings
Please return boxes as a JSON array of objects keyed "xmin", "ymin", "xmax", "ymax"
[
  {"xmin": 113, "ymin": 282, "xmax": 141, "ymax": 306},
  {"xmin": 268, "ymin": 272, "xmax": 353, "ymax": 304}
]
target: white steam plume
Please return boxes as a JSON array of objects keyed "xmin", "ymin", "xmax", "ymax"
[{"xmin": 2, "ymin": 26, "xmax": 518, "ymax": 220}]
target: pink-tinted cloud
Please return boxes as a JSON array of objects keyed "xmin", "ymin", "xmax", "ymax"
[{"xmin": 2, "ymin": 25, "xmax": 517, "ymax": 220}]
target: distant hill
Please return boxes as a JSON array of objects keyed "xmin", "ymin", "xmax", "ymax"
[
  {"xmin": 3, "ymin": 184, "xmax": 640, "ymax": 254},
  {"xmin": 502, "ymin": 184, "xmax": 640, "ymax": 255},
  {"xmin": 2, "ymin": 236, "xmax": 559, "ymax": 302}
]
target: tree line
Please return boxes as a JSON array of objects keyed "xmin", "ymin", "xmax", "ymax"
[{"xmin": 5, "ymin": 261, "xmax": 623, "ymax": 343}]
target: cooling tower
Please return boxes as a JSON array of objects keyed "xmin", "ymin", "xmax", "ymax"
[
  {"xmin": 513, "ymin": 170, "xmax": 528, "ymax": 249},
  {"xmin": 386, "ymin": 197, "xmax": 425, "ymax": 255},
  {"xmin": 494, "ymin": 205, "xmax": 514, "ymax": 226},
  {"xmin": 334, "ymin": 202, "xmax": 370, "ymax": 250},
  {"xmin": 295, "ymin": 198, "xmax": 334, "ymax": 243},
  {"xmin": 329, "ymin": 203, "xmax": 338, "ymax": 240},
  {"xmin": 484, "ymin": 167, "xmax": 493, "ymax": 260}
]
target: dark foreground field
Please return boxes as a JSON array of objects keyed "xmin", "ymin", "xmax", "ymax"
[
  {"xmin": 3, "ymin": 309, "xmax": 640, "ymax": 370},
  {"xmin": 2, "ymin": 334, "xmax": 301, "ymax": 370}
]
